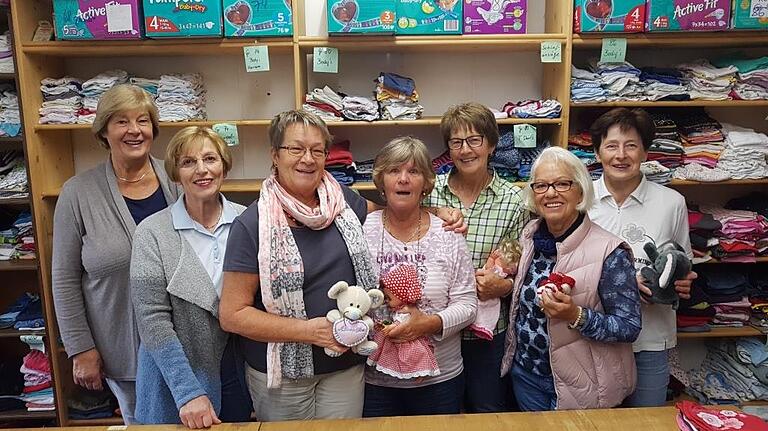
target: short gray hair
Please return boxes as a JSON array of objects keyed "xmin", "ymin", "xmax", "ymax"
[
  {"xmin": 373, "ymin": 136, "xmax": 436, "ymax": 198},
  {"xmin": 523, "ymin": 147, "xmax": 594, "ymax": 214},
  {"xmin": 268, "ymin": 110, "xmax": 332, "ymax": 151}
]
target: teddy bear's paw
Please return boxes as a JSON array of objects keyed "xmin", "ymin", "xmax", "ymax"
[
  {"xmin": 355, "ymin": 341, "xmax": 379, "ymax": 356},
  {"xmin": 324, "ymin": 347, "xmax": 343, "ymax": 357}
]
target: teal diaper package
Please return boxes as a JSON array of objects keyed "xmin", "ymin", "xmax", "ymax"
[
  {"xmin": 327, "ymin": 0, "xmax": 397, "ymax": 34},
  {"xmin": 143, "ymin": 0, "xmax": 223, "ymax": 38},
  {"xmin": 396, "ymin": 0, "xmax": 462, "ymax": 34},
  {"xmin": 223, "ymin": 0, "xmax": 293, "ymax": 37}
]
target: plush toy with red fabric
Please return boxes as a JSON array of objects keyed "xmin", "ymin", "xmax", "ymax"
[{"xmin": 535, "ymin": 272, "xmax": 575, "ymax": 306}]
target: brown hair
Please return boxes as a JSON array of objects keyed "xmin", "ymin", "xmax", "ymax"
[
  {"xmin": 92, "ymin": 84, "xmax": 159, "ymax": 150},
  {"xmin": 372, "ymin": 136, "xmax": 436, "ymax": 198},
  {"xmin": 268, "ymin": 110, "xmax": 332, "ymax": 151},
  {"xmin": 589, "ymin": 108, "xmax": 655, "ymax": 152},
  {"xmin": 440, "ymin": 102, "xmax": 499, "ymax": 150},
  {"xmin": 165, "ymin": 126, "xmax": 233, "ymax": 182}
]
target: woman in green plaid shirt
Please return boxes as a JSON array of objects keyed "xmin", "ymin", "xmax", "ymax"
[{"xmin": 423, "ymin": 102, "xmax": 530, "ymax": 412}]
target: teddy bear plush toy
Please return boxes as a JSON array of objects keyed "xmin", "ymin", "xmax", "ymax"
[
  {"xmin": 325, "ymin": 281, "xmax": 385, "ymax": 357},
  {"xmin": 640, "ymin": 241, "xmax": 691, "ymax": 310}
]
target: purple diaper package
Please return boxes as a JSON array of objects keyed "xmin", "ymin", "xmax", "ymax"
[
  {"xmin": 646, "ymin": 0, "xmax": 732, "ymax": 31},
  {"xmin": 463, "ymin": 0, "xmax": 527, "ymax": 34},
  {"xmin": 53, "ymin": 0, "xmax": 143, "ymax": 40}
]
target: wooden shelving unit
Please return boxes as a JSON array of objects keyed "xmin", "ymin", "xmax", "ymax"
[
  {"xmin": 297, "ymin": 34, "xmax": 567, "ymax": 53},
  {"xmin": 0, "ymin": 327, "xmax": 45, "ymax": 338},
  {"xmin": 21, "ymin": 39, "xmax": 294, "ymax": 56},
  {"xmin": 572, "ymin": 100, "xmax": 768, "ymax": 108},
  {"xmin": 0, "ymin": 259, "xmax": 38, "ymax": 271},
  {"xmin": 573, "ymin": 32, "xmax": 768, "ymax": 49},
  {"xmin": 678, "ymin": 327, "xmax": 764, "ymax": 339}
]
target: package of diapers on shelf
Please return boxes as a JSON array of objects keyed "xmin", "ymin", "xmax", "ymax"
[
  {"xmin": 223, "ymin": 0, "xmax": 293, "ymax": 37},
  {"xmin": 731, "ymin": 0, "xmax": 768, "ymax": 29},
  {"xmin": 142, "ymin": 0, "xmax": 223, "ymax": 37},
  {"xmin": 573, "ymin": 0, "xmax": 646, "ymax": 32},
  {"xmin": 53, "ymin": 0, "xmax": 143, "ymax": 40},
  {"xmin": 463, "ymin": 0, "xmax": 527, "ymax": 34},
  {"xmin": 326, "ymin": 0, "xmax": 397, "ymax": 34},
  {"xmin": 646, "ymin": 0, "xmax": 732, "ymax": 31},
  {"xmin": 396, "ymin": 0, "xmax": 462, "ymax": 34}
]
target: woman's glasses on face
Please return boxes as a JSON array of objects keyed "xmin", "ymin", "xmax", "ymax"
[
  {"xmin": 447, "ymin": 135, "xmax": 484, "ymax": 150},
  {"xmin": 279, "ymin": 146, "xmax": 328, "ymax": 159},
  {"xmin": 178, "ymin": 155, "xmax": 221, "ymax": 170},
  {"xmin": 530, "ymin": 180, "xmax": 574, "ymax": 194}
]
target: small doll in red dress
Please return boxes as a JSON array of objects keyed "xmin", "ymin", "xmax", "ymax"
[{"xmin": 367, "ymin": 264, "xmax": 440, "ymax": 379}]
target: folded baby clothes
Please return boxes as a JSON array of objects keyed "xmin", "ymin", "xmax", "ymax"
[{"xmin": 673, "ymin": 163, "xmax": 731, "ymax": 182}]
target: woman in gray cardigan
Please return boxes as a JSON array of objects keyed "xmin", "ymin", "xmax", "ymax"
[
  {"xmin": 131, "ymin": 127, "xmax": 246, "ymax": 428},
  {"xmin": 51, "ymin": 85, "xmax": 180, "ymax": 424}
]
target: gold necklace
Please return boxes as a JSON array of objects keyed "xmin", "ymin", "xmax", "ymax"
[
  {"xmin": 202, "ymin": 205, "xmax": 223, "ymax": 230},
  {"xmin": 383, "ymin": 209, "xmax": 422, "ymax": 251},
  {"xmin": 115, "ymin": 166, "xmax": 149, "ymax": 183}
]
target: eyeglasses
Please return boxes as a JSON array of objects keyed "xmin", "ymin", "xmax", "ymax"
[
  {"xmin": 178, "ymin": 155, "xmax": 221, "ymax": 170},
  {"xmin": 530, "ymin": 180, "xmax": 574, "ymax": 194},
  {"xmin": 447, "ymin": 135, "xmax": 484, "ymax": 150},
  {"xmin": 279, "ymin": 146, "xmax": 327, "ymax": 159}
]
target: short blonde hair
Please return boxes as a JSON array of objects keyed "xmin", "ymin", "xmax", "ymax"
[
  {"xmin": 164, "ymin": 126, "xmax": 233, "ymax": 182},
  {"xmin": 268, "ymin": 110, "xmax": 332, "ymax": 151},
  {"xmin": 372, "ymin": 136, "xmax": 436, "ymax": 198},
  {"xmin": 523, "ymin": 147, "xmax": 594, "ymax": 214},
  {"xmin": 92, "ymin": 84, "xmax": 160, "ymax": 150}
]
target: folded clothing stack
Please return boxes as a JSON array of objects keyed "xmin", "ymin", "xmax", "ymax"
[
  {"xmin": 715, "ymin": 55, "xmax": 768, "ymax": 101},
  {"xmin": 68, "ymin": 389, "xmax": 116, "ymax": 420},
  {"xmin": 640, "ymin": 161, "xmax": 672, "ymax": 184},
  {"xmin": 570, "ymin": 65, "xmax": 607, "ymax": 103},
  {"xmin": 39, "ymin": 76, "xmax": 82, "ymax": 124},
  {"xmin": 639, "ymin": 67, "xmax": 689, "ymax": 102},
  {"xmin": 517, "ymin": 144, "xmax": 549, "ymax": 181},
  {"xmin": 19, "ymin": 337, "xmax": 54, "ymax": 412},
  {"xmin": 354, "ymin": 159, "xmax": 373, "ymax": 183},
  {"xmin": 718, "ymin": 123, "xmax": 768, "ymax": 180},
  {"xmin": 678, "ymin": 59, "xmax": 737, "ymax": 101},
  {"xmin": 675, "ymin": 109, "xmax": 726, "ymax": 170},
  {"xmin": 325, "ymin": 140, "xmax": 356, "ymax": 185},
  {"xmin": 303, "ymin": 86, "xmax": 344, "ymax": 122},
  {"xmin": 0, "ymin": 210, "xmax": 35, "ymax": 261},
  {"xmin": 0, "ymin": 31, "xmax": 14, "ymax": 74},
  {"xmin": 0, "ymin": 150, "xmax": 27, "ymax": 199},
  {"xmin": 79, "ymin": 70, "xmax": 129, "ymax": 123},
  {"xmin": 0, "ymin": 87, "xmax": 21, "ymax": 137},
  {"xmin": 490, "ymin": 126, "xmax": 521, "ymax": 180},
  {"xmin": 698, "ymin": 204, "xmax": 768, "ymax": 263},
  {"xmin": 129, "ymin": 77, "xmax": 160, "ymax": 98},
  {"xmin": 502, "ymin": 99, "xmax": 562, "ymax": 119},
  {"xmin": 647, "ymin": 111, "xmax": 683, "ymax": 169},
  {"xmin": 567, "ymin": 131, "xmax": 601, "ymax": 180},
  {"xmin": 341, "ymin": 96, "xmax": 379, "ymax": 122},
  {"xmin": 157, "ymin": 73, "xmax": 207, "ymax": 122},
  {"xmin": 432, "ymin": 150, "xmax": 453, "ymax": 176},
  {"xmin": 593, "ymin": 60, "xmax": 644, "ymax": 102},
  {"xmin": 375, "ymin": 72, "xmax": 423, "ymax": 121},
  {"xmin": 0, "ymin": 293, "xmax": 40, "ymax": 330}
]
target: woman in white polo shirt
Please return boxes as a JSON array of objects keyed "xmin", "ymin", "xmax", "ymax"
[{"xmin": 587, "ymin": 108, "xmax": 697, "ymax": 407}]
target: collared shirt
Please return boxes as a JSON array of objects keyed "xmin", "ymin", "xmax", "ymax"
[
  {"xmin": 589, "ymin": 175, "xmax": 692, "ymax": 353},
  {"xmin": 424, "ymin": 169, "xmax": 531, "ymax": 339},
  {"xmin": 171, "ymin": 193, "xmax": 243, "ymax": 297}
]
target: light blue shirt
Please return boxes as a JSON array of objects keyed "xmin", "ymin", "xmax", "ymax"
[{"xmin": 171, "ymin": 194, "xmax": 244, "ymax": 297}]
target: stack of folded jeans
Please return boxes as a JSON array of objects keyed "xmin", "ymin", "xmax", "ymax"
[
  {"xmin": 303, "ymin": 86, "xmax": 344, "ymax": 122},
  {"xmin": 718, "ymin": 123, "xmax": 768, "ymax": 180},
  {"xmin": 592, "ymin": 60, "xmax": 645, "ymax": 101},
  {"xmin": 0, "ymin": 31, "xmax": 14, "ymax": 74},
  {"xmin": 325, "ymin": 140, "xmax": 356, "ymax": 185},
  {"xmin": 678, "ymin": 59, "xmax": 737, "ymax": 101},
  {"xmin": 570, "ymin": 65, "xmax": 606, "ymax": 103},
  {"xmin": 375, "ymin": 72, "xmax": 423, "ymax": 121},
  {"xmin": 489, "ymin": 126, "xmax": 520, "ymax": 180},
  {"xmin": 0, "ymin": 88, "xmax": 21, "ymax": 137},
  {"xmin": 502, "ymin": 99, "xmax": 562, "ymax": 119},
  {"xmin": 79, "ymin": 69, "xmax": 129, "ymax": 123},
  {"xmin": 341, "ymin": 96, "xmax": 379, "ymax": 122},
  {"xmin": 157, "ymin": 73, "xmax": 206, "ymax": 122},
  {"xmin": 39, "ymin": 76, "xmax": 82, "ymax": 124},
  {"xmin": 19, "ymin": 337, "xmax": 54, "ymax": 412},
  {"xmin": 639, "ymin": 67, "xmax": 689, "ymax": 101}
]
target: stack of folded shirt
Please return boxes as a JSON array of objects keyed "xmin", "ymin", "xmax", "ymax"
[
  {"xmin": 79, "ymin": 69, "xmax": 129, "ymax": 123},
  {"xmin": 640, "ymin": 161, "xmax": 672, "ymax": 184},
  {"xmin": 570, "ymin": 65, "xmax": 606, "ymax": 103},
  {"xmin": 688, "ymin": 207, "xmax": 723, "ymax": 263},
  {"xmin": 0, "ymin": 88, "xmax": 21, "ymax": 137},
  {"xmin": 341, "ymin": 96, "xmax": 379, "ymax": 122},
  {"xmin": 432, "ymin": 150, "xmax": 453, "ymax": 175},
  {"xmin": 490, "ymin": 126, "xmax": 520, "ymax": 179},
  {"xmin": 19, "ymin": 337, "xmax": 54, "ymax": 412},
  {"xmin": 700, "ymin": 204, "xmax": 768, "ymax": 263},
  {"xmin": 647, "ymin": 111, "xmax": 684, "ymax": 169},
  {"xmin": 354, "ymin": 159, "xmax": 373, "ymax": 183},
  {"xmin": 375, "ymin": 72, "xmax": 423, "ymax": 121},
  {"xmin": 0, "ymin": 211, "xmax": 36, "ymax": 261},
  {"xmin": 0, "ymin": 293, "xmax": 39, "ymax": 330},
  {"xmin": 517, "ymin": 143, "xmax": 549, "ymax": 181},
  {"xmin": 676, "ymin": 283, "xmax": 714, "ymax": 333},
  {"xmin": 39, "ymin": 76, "xmax": 82, "ymax": 124},
  {"xmin": 715, "ymin": 55, "xmax": 768, "ymax": 101},
  {"xmin": 639, "ymin": 67, "xmax": 689, "ymax": 101},
  {"xmin": 325, "ymin": 140, "xmax": 355, "ymax": 185},
  {"xmin": 695, "ymin": 269, "xmax": 750, "ymax": 318},
  {"xmin": 0, "ymin": 150, "xmax": 27, "ymax": 199},
  {"xmin": 129, "ymin": 77, "xmax": 160, "ymax": 98},
  {"xmin": 592, "ymin": 60, "xmax": 645, "ymax": 102},
  {"xmin": 673, "ymin": 163, "xmax": 731, "ymax": 182},
  {"xmin": 718, "ymin": 123, "xmax": 768, "ymax": 180},
  {"xmin": 568, "ymin": 131, "xmax": 602, "ymax": 180},
  {"xmin": 502, "ymin": 99, "xmax": 562, "ymax": 119},
  {"xmin": 303, "ymin": 86, "xmax": 344, "ymax": 122},
  {"xmin": 157, "ymin": 73, "xmax": 206, "ymax": 122},
  {"xmin": 0, "ymin": 31, "xmax": 14, "ymax": 74},
  {"xmin": 678, "ymin": 59, "xmax": 737, "ymax": 101},
  {"xmin": 675, "ymin": 109, "xmax": 726, "ymax": 169},
  {"xmin": 726, "ymin": 194, "xmax": 768, "ymax": 259}
]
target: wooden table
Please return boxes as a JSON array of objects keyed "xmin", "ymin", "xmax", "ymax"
[{"xmin": 7, "ymin": 407, "xmax": 688, "ymax": 431}]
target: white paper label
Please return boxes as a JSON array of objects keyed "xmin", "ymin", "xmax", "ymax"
[
  {"xmin": 106, "ymin": 4, "xmax": 134, "ymax": 32},
  {"xmin": 751, "ymin": 0, "xmax": 768, "ymax": 18}
]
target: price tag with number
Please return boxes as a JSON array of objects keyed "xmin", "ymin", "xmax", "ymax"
[
  {"xmin": 243, "ymin": 45, "xmax": 270, "ymax": 72},
  {"xmin": 540, "ymin": 41, "xmax": 562, "ymax": 63},
  {"xmin": 514, "ymin": 124, "xmax": 537, "ymax": 148},
  {"xmin": 313, "ymin": 47, "xmax": 339, "ymax": 73},
  {"xmin": 600, "ymin": 38, "xmax": 627, "ymax": 64}
]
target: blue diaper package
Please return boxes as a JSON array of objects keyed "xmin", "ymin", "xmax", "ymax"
[{"xmin": 223, "ymin": 0, "xmax": 293, "ymax": 37}]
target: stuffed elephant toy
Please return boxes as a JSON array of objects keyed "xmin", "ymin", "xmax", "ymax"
[{"xmin": 639, "ymin": 241, "xmax": 691, "ymax": 310}]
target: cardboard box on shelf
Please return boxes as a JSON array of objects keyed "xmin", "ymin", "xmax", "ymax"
[
  {"xmin": 143, "ymin": 0, "xmax": 223, "ymax": 38},
  {"xmin": 731, "ymin": 0, "xmax": 768, "ymax": 29},
  {"xmin": 396, "ymin": 0, "xmax": 462, "ymax": 34},
  {"xmin": 574, "ymin": 0, "xmax": 646, "ymax": 32},
  {"xmin": 646, "ymin": 0, "xmax": 732, "ymax": 31},
  {"xmin": 327, "ymin": 0, "xmax": 397, "ymax": 34},
  {"xmin": 463, "ymin": 0, "xmax": 527, "ymax": 34},
  {"xmin": 223, "ymin": 0, "xmax": 293, "ymax": 37},
  {"xmin": 53, "ymin": 0, "xmax": 143, "ymax": 40}
]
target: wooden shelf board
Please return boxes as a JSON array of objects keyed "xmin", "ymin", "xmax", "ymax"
[
  {"xmin": 0, "ymin": 409, "xmax": 56, "ymax": 421},
  {"xmin": 34, "ymin": 119, "xmax": 273, "ymax": 131},
  {"xmin": 0, "ymin": 73, "xmax": 16, "ymax": 81},
  {"xmin": 0, "ymin": 136, "xmax": 23, "ymax": 144},
  {"xmin": 67, "ymin": 417, "xmax": 123, "ymax": 426},
  {"xmin": 299, "ymin": 34, "xmax": 566, "ymax": 52},
  {"xmin": 0, "ymin": 259, "xmax": 38, "ymax": 271},
  {"xmin": 46, "ymin": 180, "xmax": 379, "ymax": 196},
  {"xmin": 678, "ymin": 326, "xmax": 764, "ymax": 339},
  {"xmin": 22, "ymin": 39, "xmax": 294, "ymax": 57},
  {"xmin": 572, "ymin": 100, "xmax": 768, "ymax": 108},
  {"xmin": 0, "ymin": 327, "xmax": 46, "ymax": 338},
  {"xmin": 573, "ymin": 32, "xmax": 768, "ymax": 48},
  {"xmin": 326, "ymin": 117, "xmax": 562, "ymax": 127},
  {"xmin": 669, "ymin": 179, "xmax": 768, "ymax": 186},
  {"xmin": 0, "ymin": 196, "xmax": 30, "ymax": 206},
  {"xmin": 695, "ymin": 256, "xmax": 768, "ymax": 264}
]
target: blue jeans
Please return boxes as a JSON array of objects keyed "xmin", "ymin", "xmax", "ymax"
[
  {"xmin": 219, "ymin": 336, "xmax": 253, "ymax": 422},
  {"xmin": 624, "ymin": 350, "xmax": 669, "ymax": 407},
  {"xmin": 362, "ymin": 373, "xmax": 465, "ymax": 417},
  {"xmin": 509, "ymin": 363, "xmax": 556, "ymax": 411},
  {"xmin": 462, "ymin": 331, "xmax": 512, "ymax": 412}
]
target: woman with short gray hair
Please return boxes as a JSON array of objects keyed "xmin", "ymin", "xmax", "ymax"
[{"xmin": 500, "ymin": 147, "xmax": 641, "ymax": 411}]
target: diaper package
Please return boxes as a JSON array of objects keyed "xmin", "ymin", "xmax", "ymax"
[
  {"xmin": 646, "ymin": 0, "xmax": 731, "ymax": 31},
  {"xmin": 223, "ymin": 0, "xmax": 293, "ymax": 37},
  {"xmin": 463, "ymin": 0, "xmax": 526, "ymax": 34},
  {"xmin": 53, "ymin": 0, "xmax": 143, "ymax": 40},
  {"xmin": 396, "ymin": 0, "xmax": 463, "ymax": 34},
  {"xmin": 731, "ymin": 0, "xmax": 768, "ymax": 29},
  {"xmin": 326, "ymin": 0, "xmax": 397, "ymax": 34},
  {"xmin": 142, "ymin": 0, "xmax": 223, "ymax": 38},
  {"xmin": 573, "ymin": 0, "xmax": 646, "ymax": 32}
]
